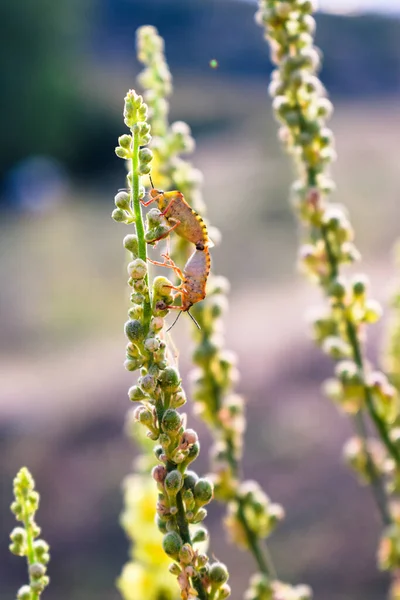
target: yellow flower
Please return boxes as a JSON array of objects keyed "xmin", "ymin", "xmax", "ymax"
[{"xmin": 117, "ymin": 562, "xmax": 176, "ymax": 600}]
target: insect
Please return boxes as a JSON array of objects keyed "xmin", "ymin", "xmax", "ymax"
[
  {"xmin": 141, "ymin": 176, "xmax": 212, "ymax": 250},
  {"xmin": 150, "ymin": 246, "xmax": 211, "ymax": 330}
]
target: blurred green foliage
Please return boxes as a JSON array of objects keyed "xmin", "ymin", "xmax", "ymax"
[{"xmin": 0, "ymin": 0, "xmax": 119, "ymax": 181}]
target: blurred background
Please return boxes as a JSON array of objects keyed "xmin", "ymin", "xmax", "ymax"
[{"xmin": 1, "ymin": 0, "xmax": 400, "ymax": 598}]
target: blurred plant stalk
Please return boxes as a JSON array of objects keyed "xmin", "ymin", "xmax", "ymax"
[
  {"xmin": 134, "ymin": 25, "xmax": 313, "ymax": 600},
  {"xmin": 255, "ymin": 0, "xmax": 400, "ymax": 590}
]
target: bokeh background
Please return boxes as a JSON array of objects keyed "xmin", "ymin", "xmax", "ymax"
[{"xmin": 1, "ymin": 1, "xmax": 400, "ymax": 599}]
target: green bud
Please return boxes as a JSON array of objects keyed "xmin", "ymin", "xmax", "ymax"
[
  {"xmin": 162, "ymin": 409, "xmax": 182, "ymax": 432},
  {"xmin": 317, "ymin": 97, "xmax": 333, "ymax": 120},
  {"xmin": 209, "ymin": 562, "xmax": 229, "ymax": 586},
  {"xmin": 17, "ymin": 586, "xmax": 32, "ymax": 600},
  {"xmin": 111, "ymin": 208, "xmax": 127, "ymax": 223},
  {"xmin": 114, "ymin": 191, "xmax": 130, "ymax": 210},
  {"xmin": 165, "ymin": 470, "xmax": 183, "ymax": 495},
  {"xmin": 184, "ymin": 471, "xmax": 199, "ymax": 490},
  {"xmin": 137, "ymin": 407, "xmax": 154, "ymax": 428},
  {"xmin": 159, "ymin": 367, "xmax": 181, "ymax": 392},
  {"xmin": 124, "ymin": 319, "xmax": 144, "ymax": 343},
  {"xmin": 322, "ymin": 336, "xmax": 351, "ymax": 360},
  {"xmin": 352, "ymin": 275, "xmax": 369, "ymax": 298},
  {"xmin": 179, "ymin": 543, "xmax": 194, "ymax": 564},
  {"xmin": 10, "ymin": 527, "xmax": 26, "ymax": 544},
  {"xmin": 127, "ymin": 258, "xmax": 147, "ymax": 280},
  {"xmin": 194, "ymin": 478, "xmax": 214, "ymax": 506},
  {"xmin": 29, "ymin": 562, "xmax": 46, "ymax": 580},
  {"xmin": 118, "ymin": 134, "xmax": 132, "ymax": 149},
  {"xmin": 128, "ymin": 385, "xmax": 146, "ymax": 402},
  {"xmin": 115, "ymin": 146, "xmax": 129, "ymax": 159},
  {"xmin": 190, "ymin": 507, "xmax": 207, "ymax": 524},
  {"xmin": 162, "ymin": 531, "xmax": 183, "ymax": 558},
  {"xmin": 139, "ymin": 163, "xmax": 151, "ymax": 176},
  {"xmin": 139, "ymin": 374, "xmax": 158, "ymax": 394},
  {"xmin": 218, "ymin": 584, "xmax": 231, "ymax": 599},
  {"xmin": 150, "ymin": 316, "xmax": 164, "ymax": 333},
  {"xmin": 139, "ymin": 147, "xmax": 153, "ymax": 164},
  {"xmin": 123, "ymin": 234, "xmax": 139, "ymax": 256},
  {"xmin": 192, "ymin": 527, "xmax": 208, "ymax": 544},
  {"xmin": 328, "ymin": 278, "xmax": 347, "ymax": 300},
  {"xmin": 124, "ymin": 358, "xmax": 141, "ymax": 372}
]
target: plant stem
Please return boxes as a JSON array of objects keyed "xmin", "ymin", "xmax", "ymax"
[
  {"xmin": 131, "ymin": 128, "xmax": 152, "ymax": 327},
  {"xmin": 22, "ymin": 504, "xmax": 39, "ymax": 600},
  {"xmin": 236, "ymin": 497, "xmax": 277, "ymax": 579},
  {"xmin": 207, "ymin": 366, "xmax": 278, "ymax": 580},
  {"xmin": 352, "ymin": 411, "xmax": 391, "ymax": 525},
  {"xmin": 318, "ymin": 199, "xmax": 393, "ymax": 525}
]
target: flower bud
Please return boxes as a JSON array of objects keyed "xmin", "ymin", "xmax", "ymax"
[
  {"xmin": 124, "ymin": 320, "xmax": 144, "ymax": 343},
  {"xmin": 115, "ymin": 146, "xmax": 129, "ymax": 159},
  {"xmin": 112, "ymin": 208, "xmax": 127, "ymax": 223},
  {"xmin": 127, "ymin": 259, "xmax": 147, "ymax": 280},
  {"xmin": 139, "ymin": 147, "xmax": 153, "ymax": 164},
  {"xmin": 152, "ymin": 464, "xmax": 167, "ymax": 484},
  {"xmin": 118, "ymin": 134, "xmax": 132, "ymax": 149},
  {"xmin": 115, "ymin": 191, "xmax": 130, "ymax": 210},
  {"xmin": 192, "ymin": 527, "xmax": 208, "ymax": 544},
  {"xmin": 179, "ymin": 543, "xmax": 195, "ymax": 564},
  {"xmin": 209, "ymin": 562, "xmax": 229, "ymax": 586},
  {"xmin": 162, "ymin": 409, "xmax": 182, "ymax": 433},
  {"xmin": 123, "ymin": 235, "xmax": 139, "ymax": 257},
  {"xmin": 165, "ymin": 470, "xmax": 183, "ymax": 494},
  {"xmin": 124, "ymin": 358, "xmax": 142, "ymax": 372},
  {"xmin": 139, "ymin": 374, "xmax": 158, "ymax": 394},
  {"xmin": 184, "ymin": 471, "xmax": 199, "ymax": 490},
  {"xmin": 162, "ymin": 531, "xmax": 183, "ymax": 558},
  {"xmin": 219, "ymin": 584, "xmax": 232, "ymax": 599},
  {"xmin": 10, "ymin": 527, "xmax": 26, "ymax": 545},
  {"xmin": 190, "ymin": 507, "xmax": 207, "ymax": 524},
  {"xmin": 29, "ymin": 563, "xmax": 46, "ymax": 579},
  {"xmin": 150, "ymin": 316, "xmax": 164, "ymax": 333},
  {"xmin": 159, "ymin": 367, "xmax": 181, "ymax": 392},
  {"xmin": 194, "ymin": 478, "xmax": 214, "ymax": 506},
  {"xmin": 17, "ymin": 586, "xmax": 32, "ymax": 600},
  {"xmin": 180, "ymin": 429, "xmax": 198, "ymax": 449},
  {"xmin": 169, "ymin": 562, "xmax": 181, "ymax": 576}
]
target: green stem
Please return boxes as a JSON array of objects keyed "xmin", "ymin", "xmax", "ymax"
[
  {"xmin": 346, "ymin": 318, "xmax": 400, "ymax": 468},
  {"xmin": 175, "ymin": 492, "xmax": 208, "ymax": 600},
  {"xmin": 204, "ymin": 355, "xmax": 278, "ymax": 580},
  {"xmin": 237, "ymin": 498, "xmax": 277, "ymax": 579},
  {"xmin": 292, "ymin": 46, "xmax": 394, "ymax": 522},
  {"xmin": 22, "ymin": 504, "xmax": 39, "ymax": 600},
  {"xmin": 131, "ymin": 128, "xmax": 152, "ymax": 328},
  {"xmin": 352, "ymin": 411, "xmax": 391, "ymax": 525},
  {"xmin": 319, "ymin": 204, "xmax": 393, "ymax": 525}
]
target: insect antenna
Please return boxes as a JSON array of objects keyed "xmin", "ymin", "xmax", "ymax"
[
  {"xmin": 167, "ymin": 311, "xmax": 183, "ymax": 332},
  {"xmin": 187, "ymin": 309, "xmax": 201, "ymax": 330},
  {"xmin": 149, "ymin": 174, "xmax": 155, "ymax": 189}
]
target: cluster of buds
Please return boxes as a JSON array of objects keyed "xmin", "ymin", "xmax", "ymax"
[
  {"xmin": 137, "ymin": 25, "xmax": 206, "ymax": 231},
  {"xmin": 136, "ymin": 23, "xmax": 286, "ymax": 587},
  {"xmin": 112, "ymin": 91, "xmax": 152, "ymax": 226},
  {"xmin": 165, "ymin": 535, "xmax": 231, "ymax": 600},
  {"xmin": 10, "ymin": 468, "xmax": 50, "ymax": 600},
  {"xmin": 190, "ymin": 276, "xmax": 244, "ymax": 500},
  {"xmin": 245, "ymin": 574, "xmax": 312, "ymax": 600},
  {"xmin": 225, "ymin": 481, "xmax": 284, "ymax": 549},
  {"xmin": 113, "ymin": 88, "xmax": 229, "ymax": 599}
]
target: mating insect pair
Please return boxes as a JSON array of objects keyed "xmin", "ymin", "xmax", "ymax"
[{"xmin": 142, "ymin": 176, "xmax": 211, "ymax": 330}]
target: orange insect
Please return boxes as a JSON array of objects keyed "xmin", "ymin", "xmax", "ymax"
[
  {"xmin": 141, "ymin": 176, "xmax": 211, "ymax": 250},
  {"xmin": 150, "ymin": 246, "xmax": 211, "ymax": 330}
]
